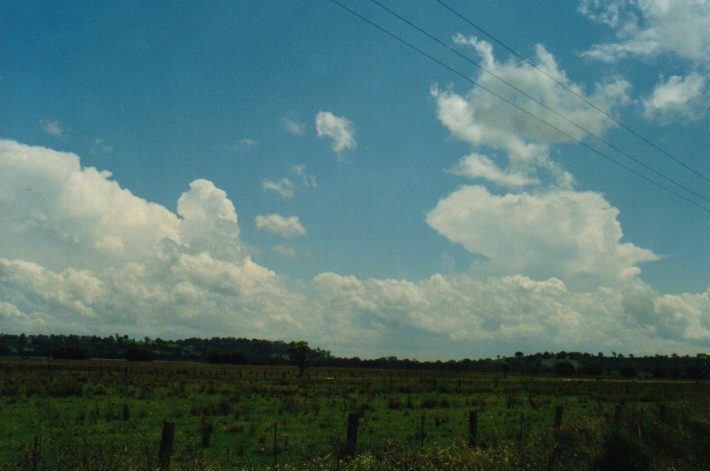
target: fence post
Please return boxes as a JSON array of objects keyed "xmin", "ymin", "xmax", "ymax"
[
  {"xmin": 468, "ymin": 411, "xmax": 478, "ymax": 448},
  {"xmin": 614, "ymin": 404, "xmax": 623, "ymax": 423},
  {"xmin": 554, "ymin": 406, "xmax": 564, "ymax": 429},
  {"xmin": 273, "ymin": 422, "xmax": 278, "ymax": 470},
  {"xmin": 158, "ymin": 421, "xmax": 175, "ymax": 471},
  {"xmin": 30, "ymin": 436, "xmax": 40, "ymax": 471},
  {"xmin": 658, "ymin": 404, "xmax": 666, "ymax": 422},
  {"xmin": 420, "ymin": 415, "xmax": 425, "ymax": 448},
  {"xmin": 346, "ymin": 412, "xmax": 359, "ymax": 456}
]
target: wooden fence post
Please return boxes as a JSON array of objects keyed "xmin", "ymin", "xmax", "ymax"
[
  {"xmin": 273, "ymin": 422, "xmax": 278, "ymax": 470},
  {"xmin": 554, "ymin": 405, "xmax": 564, "ymax": 429},
  {"xmin": 468, "ymin": 411, "xmax": 478, "ymax": 448},
  {"xmin": 346, "ymin": 412, "xmax": 359, "ymax": 456},
  {"xmin": 158, "ymin": 421, "xmax": 175, "ymax": 471},
  {"xmin": 420, "ymin": 415, "xmax": 425, "ymax": 448}
]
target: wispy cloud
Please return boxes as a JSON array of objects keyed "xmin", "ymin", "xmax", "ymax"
[
  {"xmin": 91, "ymin": 138, "xmax": 113, "ymax": 155},
  {"xmin": 255, "ymin": 214, "xmax": 306, "ymax": 238},
  {"xmin": 262, "ymin": 178, "xmax": 296, "ymax": 198},
  {"xmin": 263, "ymin": 165, "xmax": 316, "ymax": 198},
  {"xmin": 316, "ymin": 111, "xmax": 356, "ymax": 157},
  {"xmin": 239, "ymin": 138, "xmax": 259, "ymax": 148},
  {"xmin": 283, "ymin": 118, "xmax": 306, "ymax": 135},
  {"xmin": 39, "ymin": 119, "xmax": 63, "ymax": 137}
]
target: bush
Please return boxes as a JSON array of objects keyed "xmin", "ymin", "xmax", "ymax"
[
  {"xmin": 579, "ymin": 363, "xmax": 604, "ymax": 376},
  {"xmin": 125, "ymin": 346, "xmax": 153, "ymax": 362},
  {"xmin": 555, "ymin": 361, "xmax": 576, "ymax": 376},
  {"xmin": 619, "ymin": 363, "xmax": 637, "ymax": 378},
  {"xmin": 0, "ymin": 341, "xmax": 11, "ymax": 356},
  {"xmin": 207, "ymin": 349, "xmax": 249, "ymax": 364},
  {"xmin": 594, "ymin": 428, "xmax": 651, "ymax": 471},
  {"xmin": 52, "ymin": 344, "xmax": 91, "ymax": 360}
]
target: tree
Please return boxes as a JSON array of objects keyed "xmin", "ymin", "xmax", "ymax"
[{"xmin": 288, "ymin": 341, "xmax": 312, "ymax": 377}]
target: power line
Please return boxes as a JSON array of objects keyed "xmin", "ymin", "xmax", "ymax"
[
  {"xmin": 435, "ymin": 0, "xmax": 710, "ymax": 186},
  {"xmin": 327, "ymin": 0, "xmax": 710, "ymax": 214},
  {"xmin": 368, "ymin": 0, "xmax": 710, "ymax": 206}
]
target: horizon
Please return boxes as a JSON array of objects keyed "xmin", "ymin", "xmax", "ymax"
[{"xmin": 2, "ymin": 1, "xmax": 710, "ymax": 360}]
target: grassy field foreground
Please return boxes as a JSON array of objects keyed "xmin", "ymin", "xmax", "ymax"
[{"xmin": 0, "ymin": 358, "xmax": 709, "ymax": 470}]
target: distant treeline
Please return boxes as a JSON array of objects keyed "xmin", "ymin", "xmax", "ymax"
[{"xmin": 0, "ymin": 333, "xmax": 707, "ymax": 379}]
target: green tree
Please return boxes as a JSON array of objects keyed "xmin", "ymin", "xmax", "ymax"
[{"xmin": 288, "ymin": 341, "xmax": 312, "ymax": 377}]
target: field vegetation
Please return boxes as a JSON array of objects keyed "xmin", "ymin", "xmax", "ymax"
[{"xmin": 0, "ymin": 355, "xmax": 709, "ymax": 470}]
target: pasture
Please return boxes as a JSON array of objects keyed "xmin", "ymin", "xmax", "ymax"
[{"xmin": 0, "ymin": 358, "xmax": 708, "ymax": 469}]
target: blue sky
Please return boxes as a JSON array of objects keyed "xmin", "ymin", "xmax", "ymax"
[{"xmin": 2, "ymin": 1, "xmax": 710, "ymax": 359}]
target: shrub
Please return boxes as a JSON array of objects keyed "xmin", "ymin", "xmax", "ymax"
[
  {"xmin": 619, "ymin": 364, "xmax": 637, "ymax": 378},
  {"xmin": 555, "ymin": 361, "xmax": 576, "ymax": 376},
  {"xmin": 207, "ymin": 349, "xmax": 249, "ymax": 364},
  {"xmin": 52, "ymin": 344, "xmax": 91, "ymax": 360},
  {"xmin": 594, "ymin": 428, "xmax": 651, "ymax": 471},
  {"xmin": 125, "ymin": 345, "xmax": 153, "ymax": 362}
]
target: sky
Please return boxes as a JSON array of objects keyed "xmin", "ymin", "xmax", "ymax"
[{"xmin": 2, "ymin": 0, "xmax": 710, "ymax": 359}]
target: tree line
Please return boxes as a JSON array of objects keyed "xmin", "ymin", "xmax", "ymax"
[{"xmin": 0, "ymin": 333, "xmax": 707, "ymax": 379}]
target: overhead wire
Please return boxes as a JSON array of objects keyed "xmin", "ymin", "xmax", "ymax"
[
  {"xmin": 368, "ymin": 0, "xmax": 710, "ymax": 206},
  {"xmin": 326, "ymin": 0, "xmax": 710, "ymax": 214},
  {"xmin": 434, "ymin": 0, "xmax": 710, "ymax": 186}
]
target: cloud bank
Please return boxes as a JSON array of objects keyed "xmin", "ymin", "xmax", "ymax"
[{"xmin": 1, "ymin": 139, "xmax": 709, "ymax": 358}]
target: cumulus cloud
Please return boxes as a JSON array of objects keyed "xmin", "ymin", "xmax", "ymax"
[
  {"xmin": 0, "ymin": 139, "xmax": 303, "ymax": 338},
  {"xmin": 316, "ymin": 111, "xmax": 356, "ymax": 156},
  {"xmin": 580, "ymin": 1, "xmax": 710, "ymax": 119},
  {"xmin": 2, "ymin": 139, "xmax": 710, "ymax": 359},
  {"xmin": 642, "ymin": 73, "xmax": 707, "ymax": 122},
  {"xmin": 255, "ymin": 214, "xmax": 306, "ymax": 238},
  {"xmin": 311, "ymin": 271, "xmax": 710, "ymax": 357},
  {"xmin": 580, "ymin": 0, "xmax": 710, "ymax": 64},
  {"xmin": 426, "ymin": 185, "xmax": 658, "ymax": 288},
  {"xmin": 438, "ymin": 36, "xmax": 628, "ymax": 185}
]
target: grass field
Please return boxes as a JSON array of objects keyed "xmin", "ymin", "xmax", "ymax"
[{"xmin": 1, "ymin": 358, "xmax": 709, "ymax": 470}]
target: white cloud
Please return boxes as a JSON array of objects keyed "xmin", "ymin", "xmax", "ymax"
[
  {"xmin": 580, "ymin": 0, "xmax": 710, "ymax": 64},
  {"xmin": 437, "ymin": 37, "xmax": 629, "ymax": 185},
  {"xmin": 274, "ymin": 245, "xmax": 297, "ymax": 258},
  {"xmin": 447, "ymin": 152, "xmax": 538, "ymax": 187},
  {"xmin": 255, "ymin": 214, "xmax": 306, "ymax": 238},
  {"xmin": 292, "ymin": 164, "xmax": 317, "ymax": 189},
  {"xmin": 580, "ymin": 1, "xmax": 710, "ymax": 119},
  {"xmin": 283, "ymin": 118, "xmax": 306, "ymax": 135},
  {"xmin": 91, "ymin": 138, "xmax": 113, "ymax": 155},
  {"xmin": 2, "ymin": 139, "xmax": 710, "ymax": 358},
  {"xmin": 0, "ymin": 139, "xmax": 304, "ymax": 338},
  {"xmin": 262, "ymin": 165, "xmax": 316, "ymax": 198},
  {"xmin": 426, "ymin": 185, "xmax": 658, "ymax": 289},
  {"xmin": 642, "ymin": 73, "xmax": 707, "ymax": 122},
  {"xmin": 262, "ymin": 178, "xmax": 296, "ymax": 198},
  {"xmin": 315, "ymin": 111, "xmax": 356, "ymax": 156},
  {"xmin": 239, "ymin": 138, "xmax": 259, "ymax": 148},
  {"xmin": 39, "ymin": 119, "xmax": 63, "ymax": 137},
  {"xmin": 311, "ymin": 271, "xmax": 710, "ymax": 358}
]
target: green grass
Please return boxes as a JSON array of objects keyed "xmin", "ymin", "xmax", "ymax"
[{"xmin": 0, "ymin": 358, "xmax": 708, "ymax": 469}]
